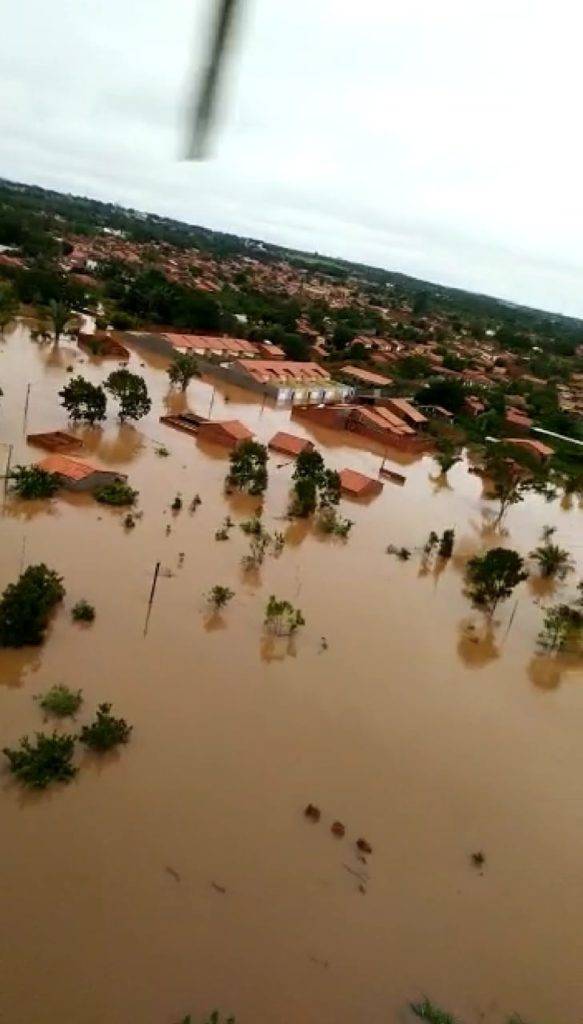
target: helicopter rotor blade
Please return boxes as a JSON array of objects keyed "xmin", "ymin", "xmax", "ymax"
[{"xmin": 186, "ymin": 0, "xmax": 242, "ymax": 159}]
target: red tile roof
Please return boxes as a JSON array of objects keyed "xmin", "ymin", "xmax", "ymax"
[
  {"xmin": 37, "ymin": 455, "xmax": 98, "ymax": 480},
  {"xmin": 505, "ymin": 407, "xmax": 533, "ymax": 429},
  {"xmin": 504, "ymin": 437, "xmax": 554, "ymax": 458},
  {"xmin": 339, "ymin": 468, "xmax": 383, "ymax": 496},
  {"xmin": 340, "ymin": 365, "xmax": 393, "ymax": 387},
  {"xmin": 386, "ymin": 397, "xmax": 428, "ymax": 425},
  {"xmin": 268, "ymin": 432, "xmax": 314, "ymax": 457},
  {"xmin": 164, "ymin": 334, "xmax": 258, "ymax": 356},
  {"xmin": 234, "ymin": 360, "xmax": 331, "ymax": 385}
]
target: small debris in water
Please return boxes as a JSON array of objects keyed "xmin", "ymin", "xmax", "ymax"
[
  {"xmin": 471, "ymin": 850, "xmax": 485, "ymax": 868},
  {"xmin": 356, "ymin": 838, "xmax": 372, "ymax": 854},
  {"xmin": 304, "ymin": 803, "xmax": 321, "ymax": 821},
  {"xmin": 178, "ymin": 552, "xmax": 185, "ymax": 566},
  {"xmin": 331, "ymin": 821, "xmax": 345, "ymax": 837},
  {"xmin": 165, "ymin": 524, "xmax": 171, "ymax": 536},
  {"xmin": 211, "ymin": 881, "xmax": 227, "ymax": 894},
  {"xmin": 358, "ymin": 883, "xmax": 367, "ymax": 894},
  {"xmin": 309, "ymin": 955, "xmax": 329, "ymax": 969},
  {"xmin": 319, "ymin": 636, "xmax": 329, "ymax": 652},
  {"xmin": 165, "ymin": 865, "xmax": 181, "ymax": 882}
]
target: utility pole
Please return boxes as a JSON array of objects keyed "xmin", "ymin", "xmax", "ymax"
[
  {"xmin": 143, "ymin": 561, "xmax": 161, "ymax": 637},
  {"xmin": 22, "ymin": 382, "xmax": 32, "ymax": 436}
]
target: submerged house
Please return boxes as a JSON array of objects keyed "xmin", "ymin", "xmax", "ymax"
[
  {"xmin": 36, "ymin": 455, "xmax": 126, "ymax": 492},
  {"xmin": 159, "ymin": 413, "xmax": 253, "ymax": 450},
  {"xmin": 293, "ymin": 403, "xmax": 427, "ymax": 453},
  {"xmin": 267, "ymin": 432, "xmax": 315, "ymax": 458},
  {"xmin": 78, "ymin": 331, "xmax": 130, "ymax": 359},
  {"xmin": 339, "ymin": 469, "xmax": 383, "ymax": 499},
  {"xmin": 27, "ymin": 431, "xmax": 83, "ymax": 453},
  {"xmin": 197, "ymin": 419, "xmax": 254, "ymax": 449}
]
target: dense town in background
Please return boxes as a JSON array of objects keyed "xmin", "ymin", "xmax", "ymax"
[{"xmin": 0, "ymin": 176, "xmax": 581, "ymax": 490}]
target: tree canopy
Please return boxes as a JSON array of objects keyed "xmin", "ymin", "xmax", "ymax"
[{"xmin": 104, "ymin": 369, "xmax": 151, "ymax": 421}]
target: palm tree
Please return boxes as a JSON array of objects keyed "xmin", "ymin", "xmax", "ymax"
[{"xmin": 529, "ymin": 541, "xmax": 574, "ymax": 580}]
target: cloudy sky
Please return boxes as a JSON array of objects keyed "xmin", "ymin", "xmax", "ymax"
[{"xmin": 2, "ymin": 0, "xmax": 582, "ymax": 317}]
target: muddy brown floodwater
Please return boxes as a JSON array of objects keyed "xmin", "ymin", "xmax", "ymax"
[{"xmin": 0, "ymin": 321, "xmax": 582, "ymax": 1024}]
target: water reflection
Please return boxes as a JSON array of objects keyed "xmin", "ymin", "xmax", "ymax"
[
  {"xmin": 527, "ymin": 652, "xmax": 583, "ymax": 690},
  {"xmin": 2, "ymin": 496, "xmax": 59, "ymax": 522},
  {"xmin": 260, "ymin": 634, "xmax": 298, "ymax": 662},
  {"xmin": 457, "ymin": 618, "xmax": 500, "ymax": 668},
  {"xmin": 0, "ymin": 646, "xmax": 43, "ymax": 688},
  {"xmin": 79, "ymin": 424, "xmax": 144, "ymax": 465}
]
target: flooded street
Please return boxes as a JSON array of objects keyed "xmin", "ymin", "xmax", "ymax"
[{"xmin": 1, "ymin": 321, "xmax": 582, "ymax": 1024}]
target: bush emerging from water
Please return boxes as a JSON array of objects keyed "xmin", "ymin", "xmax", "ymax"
[
  {"xmin": 35, "ymin": 684, "xmax": 83, "ymax": 718},
  {"xmin": 79, "ymin": 703, "xmax": 132, "ymax": 752},
  {"xmin": 71, "ymin": 600, "xmax": 95, "ymax": 622},
  {"xmin": 3, "ymin": 731, "xmax": 77, "ymax": 789},
  {"xmin": 0, "ymin": 563, "xmax": 65, "ymax": 647},
  {"xmin": 95, "ymin": 480, "xmax": 138, "ymax": 506},
  {"xmin": 9, "ymin": 465, "xmax": 60, "ymax": 499},
  {"xmin": 264, "ymin": 595, "xmax": 305, "ymax": 636}
]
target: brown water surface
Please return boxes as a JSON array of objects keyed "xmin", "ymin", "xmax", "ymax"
[{"xmin": 0, "ymin": 322, "xmax": 582, "ymax": 1024}]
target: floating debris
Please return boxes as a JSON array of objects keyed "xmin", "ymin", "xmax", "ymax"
[
  {"xmin": 356, "ymin": 838, "xmax": 372, "ymax": 854},
  {"xmin": 211, "ymin": 881, "xmax": 227, "ymax": 894},
  {"xmin": 331, "ymin": 821, "xmax": 345, "ymax": 837},
  {"xmin": 304, "ymin": 803, "xmax": 321, "ymax": 822},
  {"xmin": 471, "ymin": 850, "xmax": 485, "ymax": 868},
  {"xmin": 165, "ymin": 865, "xmax": 181, "ymax": 882}
]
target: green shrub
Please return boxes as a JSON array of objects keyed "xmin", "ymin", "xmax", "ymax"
[
  {"xmin": 0, "ymin": 564, "xmax": 65, "ymax": 647},
  {"xmin": 95, "ymin": 480, "xmax": 138, "ymax": 506},
  {"xmin": 9, "ymin": 465, "xmax": 60, "ymax": 499},
  {"xmin": 207, "ymin": 585, "xmax": 235, "ymax": 611},
  {"xmin": 3, "ymin": 732, "xmax": 77, "ymax": 789},
  {"xmin": 410, "ymin": 998, "xmax": 459, "ymax": 1024},
  {"xmin": 35, "ymin": 684, "xmax": 83, "ymax": 718},
  {"xmin": 79, "ymin": 703, "xmax": 132, "ymax": 752},
  {"xmin": 71, "ymin": 600, "xmax": 95, "ymax": 622},
  {"xmin": 264, "ymin": 595, "xmax": 305, "ymax": 636}
]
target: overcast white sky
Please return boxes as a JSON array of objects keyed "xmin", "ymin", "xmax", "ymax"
[{"xmin": 2, "ymin": 1, "xmax": 582, "ymax": 317}]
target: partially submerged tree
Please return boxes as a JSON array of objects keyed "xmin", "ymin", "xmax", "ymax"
[
  {"xmin": 438, "ymin": 529, "xmax": 455, "ymax": 559},
  {"xmin": 484, "ymin": 450, "xmax": 534, "ymax": 526},
  {"xmin": 79, "ymin": 703, "xmax": 132, "ymax": 752},
  {"xmin": 104, "ymin": 369, "xmax": 151, "ymax": 422},
  {"xmin": 0, "ymin": 281, "xmax": 18, "ymax": 335},
  {"xmin": 215, "ymin": 515, "xmax": 234, "ymax": 541},
  {"xmin": 290, "ymin": 448, "xmax": 339, "ymax": 517},
  {"xmin": 316, "ymin": 506, "xmax": 353, "ymax": 537},
  {"xmin": 207, "ymin": 585, "xmax": 235, "ymax": 612},
  {"xmin": 538, "ymin": 602, "xmax": 583, "ymax": 653},
  {"xmin": 410, "ymin": 998, "xmax": 460, "ymax": 1024},
  {"xmin": 9, "ymin": 465, "xmax": 60, "ymax": 499},
  {"xmin": 35, "ymin": 684, "xmax": 83, "ymax": 718},
  {"xmin": 0, "ymin": 564, "xmax": 65, "ymax": 647},
  {"xmin": 465, "ymin": 547, "xmax": 528, "ymax": 617},
  {"xmin": 264, "ymin": 595, "xmax": 305, "ymax": 636},
  {"xmin": 94, "ymin": 480, "xmax": 138, "ymax": 506},
  {"xmin": 167, "ymin": 352, "xmax": 198, "ymax": 390},
  {"xmin": 434, "ymin": 439, "xmax": 463, "ymax": 476},
  {"xmin": 59, "ymin": 375, "xmax": 107, "ymax": 424},
  {"xmin": 71, "ymin": 600, "xmax": 95, "ymax": 622},
  {"xmin": 47, "ymin": 299, "xmax": 75, "ymax": 342},
  {"xmin": 226, "ymin": 440, "xmax": 268, "ymax": 496},
  {"xmin": 3, "ymin": 731, "xmax": 77, "ymax": 789},
  {"xmin": 529, "ymin": 526, "xmax": 574, "ymax": 580}
]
